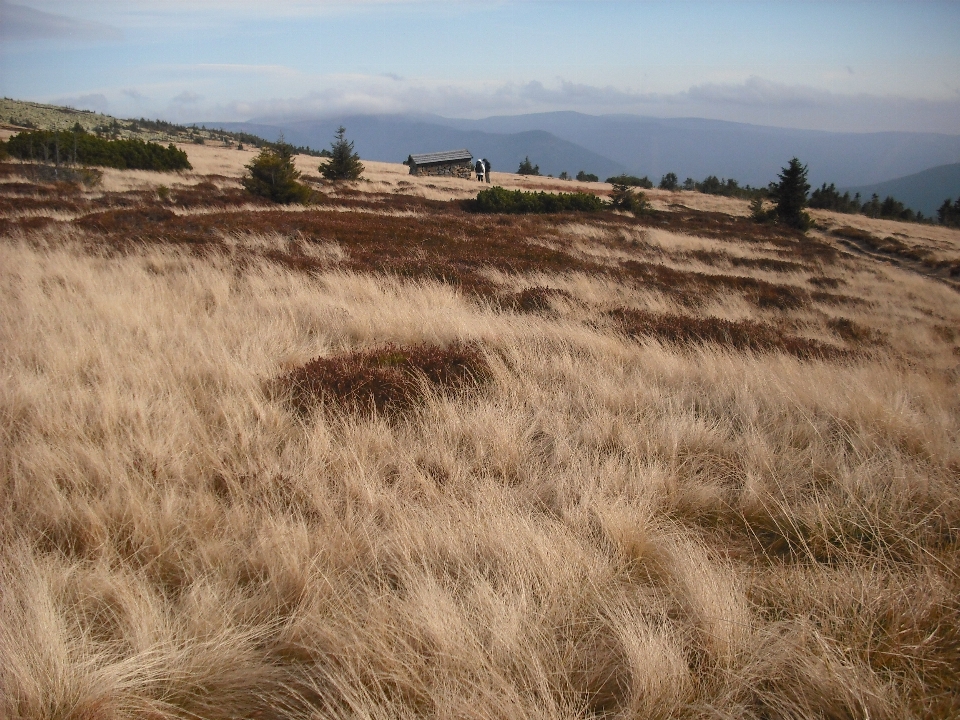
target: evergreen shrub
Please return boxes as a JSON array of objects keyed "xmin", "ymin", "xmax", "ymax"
[
  {"xmin": 243, "ymin": 142, "xmax": 312, "ymax": 204},
  {"xmin": 466, "ymin": 186, "xmax": 604, "ymax": 214},
  {"xmin": 5, "ymin": 129, "xmax": 190, "ymax": 170},
  {"xmin": 606, "ymin": 174, "xmax": 653, "ymax": 188}
]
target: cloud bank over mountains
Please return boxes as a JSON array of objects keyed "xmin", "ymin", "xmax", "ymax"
[
  {"xmin": 186, "ymin": 75, "xmax": 959, "ymax": 135},
  {"xmin": 6, "ymin": 0, "xmax": 960, "ymax": 135}
]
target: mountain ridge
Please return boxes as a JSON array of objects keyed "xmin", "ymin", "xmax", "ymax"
[
  {"xmin": 843, "ymin": 163, "xmax": 960, "ymax": 217},
  {"xmin": 204, "ymin": 111, "xmax": 960, "ymax": 190}
]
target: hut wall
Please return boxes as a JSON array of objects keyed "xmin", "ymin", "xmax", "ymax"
[{"xmin": 411, "ymin": 161, "xmax": 473, "ymax": 179}]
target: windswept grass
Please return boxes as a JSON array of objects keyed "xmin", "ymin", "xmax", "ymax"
[{"xmin": 1, "ymin": 162, "xmax": 959, "ymax": 719}]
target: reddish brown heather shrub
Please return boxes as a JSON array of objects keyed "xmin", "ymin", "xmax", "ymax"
[
  {"xmin": 501, "ymin": 286, "xmax": 574, "ymax": 313},
  {"xmin": 807, "ymin": 276, "xmax": 844, "ymax": 289},
  {"xmin": 0, "ymin": 196, "xmax": 82, "ymax": 216},
  {"xmin": 632, "ymin": 209, "xmax": 838, "ymax": 263},
  {"xmin": 609, "ymin": 307, "xmax": 846, "ymax": 359},
  {"xmin": 100, "ymin": 207, "xmax": 604, "ymax": 299},
  {"xmin": 0, "ymin": 216, "xmax": 57, "ymax": 234},
  {"xmin": 0, "ymin": 181, "xmax": 81, "ymax": 197},
  {"xmin": 810, "ymin": 290, "xmax": 868, "ymax": 307},
  {"xmin": 172, "ymin": 181, "xmax": 269, "ymax": 209},
  {"xmin": 619, "ymin": 260, "xmax": 810, "ymax": 310},
  {"xmin": 279, "ymin": 342, "xmax": 490, "ymax": 415},
  {"xmin": 683, "ymin": 248, "xmax": 807, "ymax": 273},
  {"xmin": 826, "ymin": 317, "xmax": 886, "ymax": 345},
  {"xmin": 75, "ymin": 206, "xmax": 178, "ymax": 233}
]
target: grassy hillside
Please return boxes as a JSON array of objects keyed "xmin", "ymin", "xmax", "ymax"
[
  {"xmin": 1, "ymin": 148, "xmax": 959, "ymax": 719},
  {"xmin": 0, "ymin": 98, "xmax": 311, "ymax": 153}
]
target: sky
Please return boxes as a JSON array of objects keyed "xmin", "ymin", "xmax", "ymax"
[{"xmin": 2, "ymin": 0, "xmax": 960, "ymax": 133}]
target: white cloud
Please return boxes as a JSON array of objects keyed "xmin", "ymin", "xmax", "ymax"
[
  {"xmin": 50, "ymin": 93, "xmax": 110, "ymax": 113},
  {"xmin": 0, "ymin": 1, "xmax": 121, "ymax": 41},
  {"xmin": 202, "ymin": 75, "xmax": 960, "ymax": 133},
  {"xmin": 122, "ymin": 88, "xmax": 148, "ymax": 102},
  {"xmin": 47, "ymin": 75, "xmax": 960, "ymax": 134},
  {"xmin": 171, "ymin": 91, "xmax": 203, "ymax": 105}
]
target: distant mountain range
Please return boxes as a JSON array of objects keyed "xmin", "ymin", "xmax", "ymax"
[
  {"xmin": 844, "ymin": 163, "xmax": 960, "ymax": 217},
  {"xmin": 203, "ymin": 111, "xmax": 960, "ymax": 211},
  {"xmin": 208, "ymin": 115, "xmax": 627, "ymax": 181}
]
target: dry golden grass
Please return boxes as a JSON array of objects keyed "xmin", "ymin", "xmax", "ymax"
[{"xmin": 2, "ymin": 160, "xmax": 960, "ymax": 719}]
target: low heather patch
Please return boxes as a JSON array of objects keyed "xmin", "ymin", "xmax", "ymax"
[{"xmin": 279, "ymin": 342, "xmax": 490, "ymax": 415}]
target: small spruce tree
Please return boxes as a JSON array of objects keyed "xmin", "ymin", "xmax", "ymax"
[
  {"xmin": 319, "ymin": 126, "xmax": 364, "ymax": 180},
  {"xmin": 242, "ymin": 140, "xmax": 311, "ymax": 204},
  {"xmin": 768, "ymin": 157, "xmax": 812, "ymax": 230},
  {"xmin": 658, "ymin": 172, "xmax": 678, "ymax": 191},
  {"xmin": 517, "ymin": 156, "xmax": 540, "ymax": 176},
  {"xmin": 610, "ymin": 183, "xmax": 648, "ymax": 213}
]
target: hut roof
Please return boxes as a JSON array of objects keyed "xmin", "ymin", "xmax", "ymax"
[{"xmin": 409, "ymin": 149, "xmax": 473, "ymax": 165}]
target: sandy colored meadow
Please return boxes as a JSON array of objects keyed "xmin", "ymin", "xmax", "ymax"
[{"xmin": 1, "ymin": 150, "xmax": 960, "ymax": 719}]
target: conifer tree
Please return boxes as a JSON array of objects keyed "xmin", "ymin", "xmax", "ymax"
[
  {"xmin": 609, "ymin": 183, "xmax": 648, "ymax": 213},
  {"xmin": 517, "ymin": 156, "xmax": 540, "ymax": 176},
  {"xmin": 242, "ymin": 139, "xmax": 311, "ymax": 204},
  {"xmin": 319, "ymin": 126, "xmax": 364, "ymax": 180},
  {"xmin": 769, "ymin": 157, "xmax": 812, "ymax": 230},
  {"xmin": 658, "ymin": 172, "xmax": 678, "ymax": 191}
]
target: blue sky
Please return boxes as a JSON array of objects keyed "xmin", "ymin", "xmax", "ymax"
[{"xmin": 2, "ymin": 0, "xmax": 960, "ymax": 132}]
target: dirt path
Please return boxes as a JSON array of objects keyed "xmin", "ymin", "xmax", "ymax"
[{"xmin": 827, "ymin": 232, "xmax": 960, "ymax": 293}]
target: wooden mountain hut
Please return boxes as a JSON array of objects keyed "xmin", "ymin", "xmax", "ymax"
[{"xmin": 404, "ymin": 149, "xmax": 474, "ymax": 178}]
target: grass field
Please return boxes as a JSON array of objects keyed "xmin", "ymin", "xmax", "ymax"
[{"xmin": 1, "ymin": 147, "xmax": 959, "ymax": 719}]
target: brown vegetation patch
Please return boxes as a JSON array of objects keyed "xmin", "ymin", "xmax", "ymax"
[
  {"xmin": 72, "ymin": 206, "xmax": 221, "ymax": 252},
  {"xmin": 69, "ymin": 206, "xmax": 607, "ymax": 299},
  {"xmin": 826, "ymin": 317, "xmax": 886, "ymax": 345},
  {"xmin": 619, "ymin": 260, "xmax": 810, "ymax": 310},
  {"xmin": 932, "ymin": 324, "xmax": 956, "ymax": 343},
  {"xmin": 637, "ymin": 209, "xmax": 838, "ymax": 263},
  {"xmin": 279, "ymin": 342, "xmax": 490, "ymax": 415},
  {"xmin": 811, "ymin": 290, "xmax": 868, "ymax": 307},
  {"xmin": 75, "ymin": 206, "xmax": 177, "ymax": 232},
  {"xmin": 500, "ymin": 286, "xmax": 574, "ymax": 313},
  {"xmin": 609, "ymin": 307, "xmax": 846, "ymax": 359},
  {"xmin": 171, "ymin": 180, "xmax": 264, "ymax": 209},
  {"xmin": 807, "ymin": 276, "xmax": 845, "ymax": 289},
  {"xmin": 0, "ymin": 215, "xmax": 57, "ymax": 234},
  {"xmin": 682, "ymin": 248, "xmax": 807, "ymax": 273}
]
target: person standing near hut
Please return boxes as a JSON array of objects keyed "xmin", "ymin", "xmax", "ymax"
[
  {"xmin": 475, "ymin": 158, "xmax": 485, "ymax": 182},
  {"xmin": 483, "ymin": 158, "xmax": 491, "ymax": 183}
]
